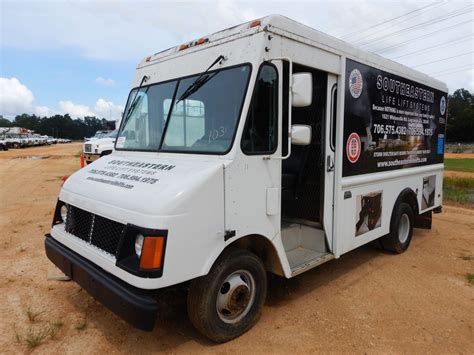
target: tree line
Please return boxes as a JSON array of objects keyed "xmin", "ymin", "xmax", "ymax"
[
  {"xmin": 0, "ymin": 114, "xmax": 114, "ymax": 140},
  {"xmin": 446, "ymin": 89, "xmax": 473, "ymax": 142},
  {"xmin": 0, "ymin": 88, "xmax": 472, "ymax": 141}
]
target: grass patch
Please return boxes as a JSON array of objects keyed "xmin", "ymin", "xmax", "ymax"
[
  {"xmin": 445, "ymin": 158, "xmax": 474, "ymax": 173},
  {"xmin": 14, "ymin": 327, "xmax": 22, "ymax": 343},
  {"xmin": 75, "ymin": 320, "xmax": 87, "ymax": 331},
  {"xmin": 51, "ymin": 320, "xmax": 63, "ymax": 328},
  {"xmin": 466, "ymin": 273, "xmax": 474, "ymax": 284},
  {"xmin": 26, "ymin": 307, "xmax": 44, "ymax": 323},
  {"xmin": 24, "ymin": 328, "xmax": 49, "ymax": 348},
  {"xmin": 460, "ymin": 255, "xmax": 473, "ymax": 261},
  {"xmin": 443, "ymin": 176, "xmax": 474, "ymax": 205},
  {"xmin": 48, "ymin": 321, "xmax": 64, "ymax": 340}
]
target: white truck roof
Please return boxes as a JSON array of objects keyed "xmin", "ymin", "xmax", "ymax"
[{"xmin": 139, "ymin": 14, "xmax": 447, "ymax": 92}]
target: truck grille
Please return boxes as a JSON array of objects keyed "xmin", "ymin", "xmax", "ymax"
[
  {"xmin": 64, "ymin": 205, "xmax": 125, "ymax": 257},
  {"xmin": 84, "ymin": 143, "xmax": 91, "ymax": 153}
]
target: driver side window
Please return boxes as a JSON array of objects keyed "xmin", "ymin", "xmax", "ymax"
[{"xmin": 241, "ymin": 63, "xmax": 278, "ymax": 155}]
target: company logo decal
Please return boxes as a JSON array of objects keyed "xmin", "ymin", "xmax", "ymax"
[
  {"xmin": 85, "ymin": 159, "xmax": 176, "ymax": 189},
  {"xmin": 346, "ymin": 132, "xmax": 361, "ymax": 163},
  {"xmin": 440, "ymin": 96, "xmax": 446, "ymax": 116},
  {"xmin": 349, "ymin": 69, "xmax": 363, "ymax": 98}
]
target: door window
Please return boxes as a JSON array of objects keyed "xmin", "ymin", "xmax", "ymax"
[{"xmin": 241, "ymin": 63, "xmax": 279, "ymax": 155}]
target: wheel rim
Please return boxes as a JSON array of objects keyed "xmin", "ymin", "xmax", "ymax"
[
  {"xmin": 398, "ymin": 213, "xmax": 410, "ymax": 243},
  {"xmin": 216, "ymin": 269, "xmax": 256, "ymax": 324}
]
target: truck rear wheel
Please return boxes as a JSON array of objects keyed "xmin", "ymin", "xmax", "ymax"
[
  {"xmin": 187, "ymin": 248, "xmax": 267, "ymax": 342},
  {"xmin": 381, "ymin": 202, "xmax": 414, "ymax": 254}
]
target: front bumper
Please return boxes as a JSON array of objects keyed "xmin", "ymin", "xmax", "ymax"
[
  {"xmin": 45, "ymin": 234, "xmax": 158, "ymax": 331},
  {"xmin": 83, "ymin": 153, "xmax": 100, "ymax": 162}
]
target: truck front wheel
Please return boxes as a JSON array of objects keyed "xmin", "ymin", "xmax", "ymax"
[
  {"xmin": 187, "ymin": 248, "xmax": 267, "ymax": 342},
  {"xmin": 381, "ymin": 202, "xmax": 414, "ymax": 253}
]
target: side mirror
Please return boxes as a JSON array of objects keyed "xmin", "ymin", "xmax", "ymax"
[
  {"xmin": 291, "ymin": 124, "xmax": 312, "ymax": 145},
  {"xmin": 292, "ymin": 73, "xmax": 312, "ymax": 107}
]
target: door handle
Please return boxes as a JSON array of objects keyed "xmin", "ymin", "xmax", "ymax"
[{"xmin": 327, "ymin": 155, "xmax": 335, "ymax": 172}]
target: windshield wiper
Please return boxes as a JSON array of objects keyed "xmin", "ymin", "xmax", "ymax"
[
  {"xmin": 176, "ymin": 55, "xmax": 225, "ymax": 103},
  {"xmin": 120, "ymin": 75, "xmax": 149, "ymax": 129}
]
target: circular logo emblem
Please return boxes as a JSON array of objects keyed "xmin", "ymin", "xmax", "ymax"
[
  {"xmin": 346, "ymin": 132, "xmax": 361, "ymax": 163},
  {"xmin": 440, "ymin": 96, "xmax": 446, "ymax": 116},
  {"xmin": 349, "ymin": 69, "xmax": 363, "ymax": 98}
]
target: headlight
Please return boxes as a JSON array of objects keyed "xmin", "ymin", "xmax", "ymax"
[
  {"xmin": 60, "ymin": 204, "xmax": 68, "ymax": 222},
  {"xmin": 135, "ymin": 234, "xmax": 144, "ymax": 257}
]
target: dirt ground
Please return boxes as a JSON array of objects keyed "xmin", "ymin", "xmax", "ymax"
[
  {"xmin": 0, "ymin": 144, "xmax": 473, "ymax": 353},
  {"xmin": 444, "ymin": 170, "xmax": 474, "ymax": 179},
  {"xmin": 445, "ymin": 153, "xmax": 474, "ymax": 159}
]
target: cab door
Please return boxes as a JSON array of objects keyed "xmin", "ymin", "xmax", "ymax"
[{"xmin": 323, "ymin": 74, "xmax": 338, "ymax": 251}]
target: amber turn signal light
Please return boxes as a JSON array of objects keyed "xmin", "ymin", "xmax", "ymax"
[{"xmin": 139, "ymin": 236, "xmax": 165, "ymax": 269}]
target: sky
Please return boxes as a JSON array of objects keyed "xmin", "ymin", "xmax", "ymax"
[{"xmin": 0, "ymin": 0, "xmax": 473, "ymax": 121}]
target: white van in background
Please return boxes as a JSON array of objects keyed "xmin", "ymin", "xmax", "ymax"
[{"xmin": 83, "ymin": 130, "xmax": 118, "ymax": 164}]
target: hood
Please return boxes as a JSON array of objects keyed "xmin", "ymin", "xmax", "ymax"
[
  {"xmin": 60, "ymin": 154, "xmax": 225, "ymax": 220},
  {"xmin": 85, "ymin": 137, "xmax": 115, "ymax": 146}
]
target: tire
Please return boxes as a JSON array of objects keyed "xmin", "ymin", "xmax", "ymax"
[
  {"xmin": 187, "ymin": 248, "xmax": 267, "ymax": 343},
  {"xmin": 381, "ymin": 202, "xmax": 414, "ymax": 254}
]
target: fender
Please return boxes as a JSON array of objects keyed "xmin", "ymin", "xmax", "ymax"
[{"xmin": 201, "ymin": 233, "xmax": 290, "ymax": 279}]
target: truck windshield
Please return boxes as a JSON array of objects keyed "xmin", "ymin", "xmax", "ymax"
[
  {"xmin": 103, "ymin": 130, "xmax": 118, "ymax": 138},
  {"xmin": 116, "ymin": 64, "xmax": 251, "ymax": 154}
]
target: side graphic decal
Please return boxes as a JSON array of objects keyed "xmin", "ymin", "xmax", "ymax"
[{"xmin": 355, "ymin": 191, "xmax": 383, "ymax": 236}]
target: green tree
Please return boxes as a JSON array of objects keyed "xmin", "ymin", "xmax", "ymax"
[
  {"xmin": 447, "ymin": 89, "xmax": 474, "ymax": 142},
  {"xmin": 0, "ymin": 116, "xmax": 12, "ymax": 127},
  {"xmin": 13, "ymin": 114, "xmax": 41, "ymax": 131},
  {"xmin": 6, "ymin": 113, "xmax": 111, "ymax": 140}
]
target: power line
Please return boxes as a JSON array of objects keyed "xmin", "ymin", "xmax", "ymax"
[
  {"xmin": 432, "ymin": 67, "xmax": 473, "ymax": 77},
  {"xmin": 361, "ymin": 5, "xmax": 473, "ymax": 46},
  {"xmin": 374, "ymin": 19, "xmax": 473, "ymax": 54},
  {"xmin": 429, "ymin": 64, "xmax": 473, "ymax": 75},
  {"xmin": 340, "ymin": 1, "xmax": 443, "ymax": 39},
  {"xmin": 359, "ymin": 6, "xmax": 473, "ymax": 47},
  {"xmin": 390, "ymin": 35, "xmax": 473, "ymax": 60},
  {"xmin": 355, "ymin": 5, "xmax": 473, "ymax": 47},
  {"xmin": 345, "ymin": 2, "xmax": 447, "ymax": 43},
  {"xmin": 412, "ymin": 51, "xmax": 474, "ymax": 68}
]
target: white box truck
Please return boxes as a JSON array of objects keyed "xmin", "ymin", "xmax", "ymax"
[
  {"xmin": 45, "ymin": 15, "xmax": 448, "ymax": 342},
  {"xmin": 83, "ymin": 130, "xmax": 118, "ymax": 164}
]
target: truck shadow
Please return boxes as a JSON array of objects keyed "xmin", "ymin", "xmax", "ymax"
[
  {"xmin": 67, "ymin": 242, "xmax": 398, "ymax": 350},
  {"xmin": 265, "ymin": 243, "xmax": 382, "ymax": 308}
]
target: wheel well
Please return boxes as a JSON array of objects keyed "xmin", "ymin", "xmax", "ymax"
[
  {"xmin": 227, "ymin": 235, "xmax": 285, "ymax": 276},
  {"xmin": 395, "ymin": 188, "xmax": 419, "ymax": 217}
]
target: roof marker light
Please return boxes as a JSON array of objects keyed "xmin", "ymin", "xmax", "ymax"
[
  {"xmin": 196, "ymin": 37, "xmax": 209, "ymax": 45},
  {"xmin": 249, "ymin": 19, "xmax": 261, "ymax": 28},
  {"xmin": 179, "ymin": 44, "xmax": 189, "ymax": 51}
]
